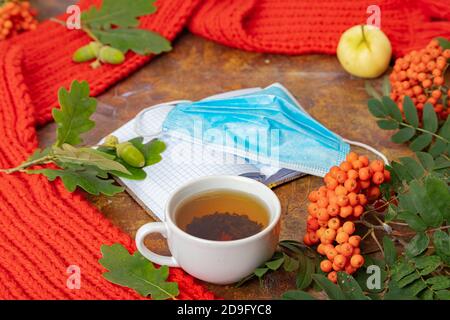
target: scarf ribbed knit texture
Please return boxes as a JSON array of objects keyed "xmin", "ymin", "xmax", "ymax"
[{"xmin": 0, "ymin": 0, "xmax": 448, "ymax": 299}]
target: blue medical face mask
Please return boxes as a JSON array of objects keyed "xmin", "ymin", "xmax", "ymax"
[{"xmin": 135, "ymin": 84, "xmax": 386, "ymax": 177}]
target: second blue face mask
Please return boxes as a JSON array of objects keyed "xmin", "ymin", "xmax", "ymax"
[{"xmin": 153, "ymin": 84, "xmax": 350, "ymax": 177}]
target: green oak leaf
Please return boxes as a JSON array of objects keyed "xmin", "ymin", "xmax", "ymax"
[
  {"xmin": 96, "ymin": 145, "xmax": 147, "ymax": 180},
  {"xmin": 25, "ymin": 147, "xmax": 52, "ymax": 162},
  {"xmin": 81, "ymin": 0, "xmax": 157, "ymax": 29},
  {"xmin": 99, "ymin": 244, "xmax": 179, "ymax": 300},
  {"xmin": 52, "ymin": 80, "xmax": 97, "ymax": 147},
  {"xmin": 29, "ymin": 167, "xmax": 124, "ymax": 196},
  {"xmin": 91, "ymin": 28, "xmax": 172, "ymax": 55},
  {"xmin": 383, "ymin": 236, "xmax": 397, "ymax": 266},
  {"xmin": 54, "ymin": 144, "xmax": 130, "ymax": 175},
  {"xmin": 405, "ymin": 233, "xmax": 430, "ymax": 257},
  {"xmin": 129, "ymin": 137, "xmax": 166, "ymax": 166}
]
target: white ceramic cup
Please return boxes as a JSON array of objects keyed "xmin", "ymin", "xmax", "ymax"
[{"xmin": 135, "ymin": 175, "xmax": 281, "ymax": 285}]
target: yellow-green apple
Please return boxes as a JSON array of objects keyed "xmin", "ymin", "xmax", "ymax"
[{"xmin": 337, "ymin": 25, "xmax": 392, "ymax": 78}]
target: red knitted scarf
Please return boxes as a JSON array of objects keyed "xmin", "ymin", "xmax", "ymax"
[{"xmin": 0, "ymin": 0, "xmax": 449, "ymax": 299}]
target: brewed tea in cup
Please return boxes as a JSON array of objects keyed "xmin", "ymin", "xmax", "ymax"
[{"xmin": 135, "ymin": 175, "xmax": 281, "ymax": 284}]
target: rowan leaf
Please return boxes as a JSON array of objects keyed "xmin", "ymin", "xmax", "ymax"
[
  {"xmin": 296, "ymin": 252, "xmax": 314, "ymax": 290},
  {"xmin": 365, "ymin": 83, "xmax": 382, "ymax": 101},
  {"xmin": 433, "ymin": 231, "xmax": 450, "ymax": 263},
  {"xmin": 398, "ymin": 211, "xmax": 427, "ymax": 232},
  {"xmin": 420, "ymin": 289, "xmax": 435, "ymax": 300},
  {"xmin": 281, "ymin": 290, "xmax": 316, "ymax": 300},
  {"xmin": 384, "ymin": 280, "xmax": 419, "ymax": 300},
  {"xmin": 427, "ymin": 276, "xmax": 450, "ymax": 290},
  {"xmin": 405, "ymin": 279, "xmax": 427, "ymax": 296},
  {"xmin": 409, "ymin": 179, "xmax": 443, "ymax": 228},
  {"xmin": 99, "ymin": 244, "xmax": 179, "ymax": 300},
  {"xmin": 413, "ymin": 255, "xmax": 442, "ymax": 276},
  {"xmin": 52, "ymin": 80, "xmax": 97, "ymax": 146},
  {"xmin": 30, "ymin": 167, "xmax": 124, "ymax": 196},
  {"xmin": 382, "ymin": 76, "xmax": 391, "ymax": 97},
  {"xmin": 422, "ymin": 103, "xmax": 438, "ymax": 133},
  {"xmin": 398, "ymin": 157, "xmax": 424, "ymax": 179},
  {"xmin": 81, "ymin": 0, "xmax": 157, "ymax": 29},
  {"xmin": 91, "ymin": 28, "xmax": 172, "ymax": 55},
  {"xmin": 368, "ymin": 98, "xmax": 386, "ymax": 117},
  {"xmin": 429, "ymin": 117, "xmax": 450, "ymax": 158},
  {"xmin": 382, "ymin": 96, "xmax": 403, "ymax": 122},
  {"xmin": 416, "ymin": 152, "xmax": 434, "ymax": 171},
  {"xmin": 425, "ymin": 176, "xmax": 450, "ymax": 221},
  {"xmin": 403, "ymin": 96, "xmax": 419, "ymax": 127},
  {"xmin": 405, "ymin": 233, "xmax": 429, "ymax": 257},
  {"xmin": 283, "ymin": 254, "xmax": 300, "ymax": 272},
  {"xmin": 265, "ymin": 257, "xmax": 285, "ymax": 270},
  {"xmin": 435, "ymin": 290, "xmax": 450, "ymax": 300},
  {"xmin": 391, "ymin": 259, "xmax": 415, "ymax": 282},
  {"xmin": 254, "ymin": 268, "xmax": 269, "ymax": 278},
  {"xmin": 436, "ymin": 37, "xmax": 450, "ymax": 50},
  {"xmin": 377, "ymin": 119, "xmax": 398, "ymax": 130},
  {"xmin": 391, "ymin": 127, "xmax": 415, "ymax": 144},
  {"xmin": 397, "ymin": 272, "xmax": 421, "ymax": 288},
  {"xmin": 312, "ymin": 274, "xmax": 346, "ymax": 300}
]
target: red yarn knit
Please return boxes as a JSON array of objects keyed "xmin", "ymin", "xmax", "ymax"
[
  {"xmin": 0, "ymin": 0, "xmax": 214, "ymax": 300},
  {"xmin": 188, "ymin": 0, "xmax": 450, "ymax": 57},
  {"xmin": 1, "ymin": 0, "xmax": 449, "ymax": 300}
]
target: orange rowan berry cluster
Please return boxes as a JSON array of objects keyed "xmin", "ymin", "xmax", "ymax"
[
  {"xmin": 303, "ymin": 152, "xmax": 389, "ymax": 283},
  {"xmin": 389, "ymin": 39, "xmax": 450, "ymax": 121},
  {"xmin": 0, "ymin": 1, "xmax": 37, "ymax": 41}
]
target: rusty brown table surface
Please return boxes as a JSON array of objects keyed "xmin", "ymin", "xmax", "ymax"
[{"xmin": 34, "ymin": 1, "xmax": 410, "ymax": 299}]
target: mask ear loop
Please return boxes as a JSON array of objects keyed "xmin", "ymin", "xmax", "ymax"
[
  {"xmin": 133, "ymin": 100, "xmax": 192, "ymax": 138},
  {"xmin": 343, "ymin": 138, "xmax": 389, "ymax": 165}
]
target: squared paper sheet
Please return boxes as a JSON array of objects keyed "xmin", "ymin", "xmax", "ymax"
[
  {"xmin": 104, "ymin": 105, "xmax": 258, "ymax": 220},
  {"xmin": 102, "ymin": 85, "xmax": 305, "ymax": 221}
]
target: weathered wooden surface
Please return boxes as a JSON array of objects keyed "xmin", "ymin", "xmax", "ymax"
[{"xmin": 35, "ymin": 1, "xmax": 410, "ymax": 299}]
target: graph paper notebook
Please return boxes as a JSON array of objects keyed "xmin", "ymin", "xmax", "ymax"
[{"xmin": 101, "ymin": 85, "xmax": 305, "ymax": 221}]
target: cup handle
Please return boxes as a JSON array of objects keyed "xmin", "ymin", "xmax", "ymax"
[{"xmin": 135, "ymin": 222, "xmax": 180, "ymax": 267}]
